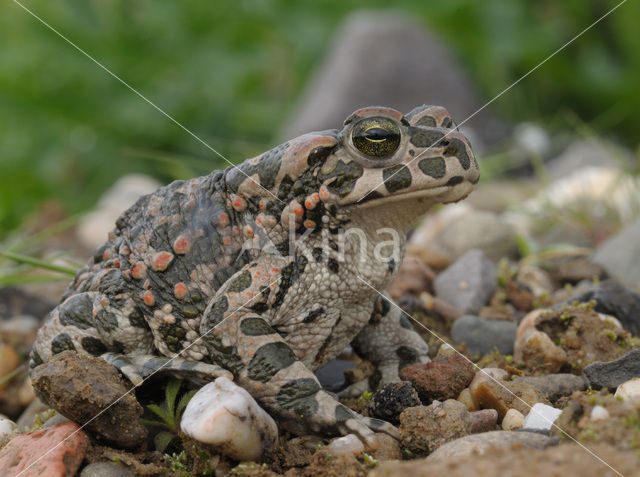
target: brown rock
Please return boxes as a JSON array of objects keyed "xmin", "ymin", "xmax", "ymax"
[
  {"xmin": 0, "ymin": 345, "xmax": 20, "ymax": 395},
  {"xmin": 30, "ymin": 351, "xmax": 147, "ymax": 449},
  {"xmin": 514, "ymin": 309, "xmax": 567, "ymax": 373},
  {"xmin": 0, "ymin": 421, "xmax": 87, "ymax": 477},
  {"xmin": 399, "ymin": 400, "xmax": 471, "ymax": 456},
  {"xmin": 400, "ymin": 354, "xmax": 475, "ymax": 403},
  {"xmin": 469, "ymin": 369, "xmax": 549, "ymax": 420},
  {"xmin": 386, "ymin": 255, "xmax": 435, "ymax": 299},
  {"xmin": 505, "ymin": 280, "xmax": 535, "ymax": 312}
]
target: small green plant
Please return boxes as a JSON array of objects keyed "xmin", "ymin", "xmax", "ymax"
[
  {"xmin": 362, "ymin": 453, "xmax": 379, "ymax": 468},
  {"xmin": 163, "ymin": 451, "xmax": 189, "ymax": 473},
  {"xmin": 141, "ymin": 378, "xmax": 196, "ymax": 453},
  {"xmin": 359, "ymin": 391, "xmax": 372, "ymax": 403}
]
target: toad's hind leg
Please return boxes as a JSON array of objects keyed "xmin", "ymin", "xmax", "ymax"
[{"xmin": 29, "ymin": 291, "xmax": 155, "ymax": 369}]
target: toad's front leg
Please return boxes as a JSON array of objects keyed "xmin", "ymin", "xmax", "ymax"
[{"xmin": 199, "ymin": 260, "xmax": 398, "ymax": 445}]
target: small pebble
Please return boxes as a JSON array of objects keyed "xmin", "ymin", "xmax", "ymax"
[
  {"xmin": 501, "ymin": 409, "xmax": 524, "ymax": 431},
  {"xmin": 327, "ymin": 434, "xmax": 365, "ymax": 455},
  {"xmin": 368, "ymin": 381, "xmax": 421, "ymax": 425},
  {"xmin": 80, "ymin": 461, "xmax": 135, "ymax": 477},
  {"xmin": 522, "ymin": 403, "xmax": 563, "ymax": 432},
  {"xmin": 181, "ymin": 377, "xmax": 278, "ymax": 461},
  {"xmin": 437, "ymin": 343, "xmax": 457, "ymax": 357},
  {"xmin": 590, "ymin": 405, "xmax": 610, "ymax": 422},
  {"xmin": 470, "ymin": 409, "xmax": 498, "ymax": 433},
  {"xmin": 457, "ymin": 388, "xmax": 478, "ymax": 412},
  {"xmin": 0, "ymin": 416, "xmax": 17, "ymax": 437},
  {"xmin": 614, "ymin": 377, "xmax": 640, "ymax": 401}
]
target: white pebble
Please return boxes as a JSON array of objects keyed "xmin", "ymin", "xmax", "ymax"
[
  {"xmin": 522, "ymin": 403, "xmax": 562, "ymax": 432},
  {"xmin": 0, "ymin": 416, "xmax": 17, "ymax": 437},
  {"xmin": 327, "ymin": 434, "xmax": 365, "ymax": 455},
  {"xmin": 614, "ymin": 378, "xmax": 640, "ymax": 401},
  {"xmin": 181, "ymin": 377, "xmax": 278, "ymax": 461},
  {"xmin": 590, "ymin": 405, "xmax": 610, "ymax": 422},
  {"xmin": 501, "ymin": 408, "xmax": 524, "ymax": 431}
]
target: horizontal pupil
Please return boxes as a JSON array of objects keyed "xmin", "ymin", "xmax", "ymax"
[{"xmin": 364, "ymin": 128, "xmax": 390, "ymax": 141}]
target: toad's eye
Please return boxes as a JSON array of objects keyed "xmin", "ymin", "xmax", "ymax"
[{"xmin": 351, "ymin": 117, "xmax": 401, "ymax": 158}]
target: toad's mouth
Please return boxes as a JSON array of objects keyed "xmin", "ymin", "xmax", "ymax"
[{"xmin": 347, "ymin": 180, "xmax": 476, "ymax": 211}]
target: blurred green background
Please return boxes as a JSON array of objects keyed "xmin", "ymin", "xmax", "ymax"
[{"xmin": 1, "ymin": 0, "xmax": 638, "ymax": 236}]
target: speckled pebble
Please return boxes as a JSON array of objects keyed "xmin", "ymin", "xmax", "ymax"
[
  {"xmin": 368, "ymin": 381, "xmax": 421, "ymax": 425},
  {"xmin": 181, "ymin": 377, "xmax": 278, "ymax": 461},
  {"xmin": 470, "ymin": 408, "xmax": 498, "ymax": 433}
]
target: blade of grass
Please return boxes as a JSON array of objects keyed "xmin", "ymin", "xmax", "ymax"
[{"xmin": 0, "ymin": 250, "xmax": 78, "ymax": 275}]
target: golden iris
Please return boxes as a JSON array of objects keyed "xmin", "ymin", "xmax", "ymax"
[{"xmin": 351, "ymin": 117, "xmax": 401, "ymax": 157}]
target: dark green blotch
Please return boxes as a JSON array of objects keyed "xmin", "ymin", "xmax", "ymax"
[
  {"xmin": 247, "ymin": 342, "xmax": 297, "ymax": 382},
  {"xmin": 240, "ymin": 317, "xmax": 276, "ymax": 336},
  {"xmin": 399, "ymin": 314, "xmax": 414, "ymax": 330},
  {"xmin": 312, "ymin": 247, "xmax": 325, "ymax": 263},
  {"xmin": 327, "ymin": 258, "xmax": 339, "ymax": 274},
  {"xmin": 30, "ymin": 349, "xmax": 43, "ymax": 367},
  {"xmin": 446, "ymin": 176, "xmax": 464, "ymax": 186},
  {"xmin": 396, "ymin": 345, "xmax": 419, "ymax": 368},
  {"xmin": 158, "ymin": 323, "xmax": 187, "ymax": 353},
  {"xmin": 303, "ymin": 308, "xmax": 324, "ymax": 323},
  {"xmin": 418, "ymin": 156, "xmax": 446, "ymax": 179},
  {"xmin": 128, "ymin": 307, "xmax": 148, "ymax": 329},
  {"xmin": 205, "ymin": 335, "xmax": 244, "ymax": 377},
  {"xmin": 318, "ymin": 160, "xmax": 364, "ymax": 198},
  {"xmin": 276, "ymin": 378, "xmax": 321, "ymax": 417},
  {"xmin": 360, "ymin": 190, "xmax": 384, "ymax": 202},
  {"xmin": 416, "ymin": 115, "xmax": 437, "ymax": 127},
  {"xmin": 408, "ymin": 127, "xmax": 445, "ymax": 148},
  {"xmin": 225, "ymin": 142, "xmax": 287, "ymax": 192},
  {"xmin": 203, "ymin": 297, "xmax": 229, "ymax": 329},
  {"xmin": 307, "ymin": 145, "xmax": 335, "ymax": 167},
  {"xmin": 51, "ymin": 333, "xmax": 76, "ymax": 355},
  {"xmin": 81, "ymin": 336, "xmax": 108, "ymax": 356},
  {"xmin": 446, "ymin": 138, "xmax": 471, "ymax": 170},
  {"xmin": 95, "ymin": 309, "xmax": 119, "ymax": 332},
  {"xmin": 182, "ymin": 305, "xmax": 200, "ymax": 319},
  {"xmin": 227, "ymin": 269, "xmax": 252, "ymax": 293},
  {"xmin": 58, "ymin": 294, "xmax": 95, "ymax": 330},
  {"xmin": 382, "ymin": 165, "xmax": 412, "ymax": 193},
  {"xmin": 335, "ymin": 405, "xmax": 356, "ymax": 423}
]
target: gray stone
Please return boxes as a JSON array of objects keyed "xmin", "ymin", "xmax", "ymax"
[
  {"xmin": 561, "ymin": 279, "xmax": 640, "ymax": 336},
  {"xmin": 545, "ymin": 139, "xmax": 633, "ymax": 180},
  {"xmin": 436, "ymin": 210, "xmax": 519, "ymax": 263},
  {"xmin": 451, "ymin": 315, "xmax": 517, "ymax": 356},
  {"xmin": 513, "ymin": 374, "xmax": 587, "ymax": 403},
  {"xmin": 426, "ymin": 430, "xmax": 553, "ymax": 462},
  {"xmin": 280, "ymin": 11, "xmax": 507, "ymax": 150},
  {"xmin": 434, "ymin": 249, "xmax": 497, "ymax": 315},
  {"xmin": 583, "ymin": 348, "xmax": 640, "ymax": 390},
  {"xmin": 80, "ymin": 462, "xmax": 134, "ymax": 477},
  {"xmin": 592, "ymin": 218, "xmax": 640, "ymax": 290}
]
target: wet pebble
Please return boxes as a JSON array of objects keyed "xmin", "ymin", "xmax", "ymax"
[
  {"xmin": 433, "ymin": 249, "xmax": 497, "ymax": 315},
  {"xmin": 469, "ymin": 368, "xmax": 548, "ymax": 420},
  {"xmin": 368, "ymin": 381, "xmax": 421, "ymax": 425},
  {"xmin": 501, "ymin": 408, "xmax": 524, "ymax": 430},
  {"xmin": 0, "ymin": 422, "xmax": 87, "ymax": 477},
  {"xmin": 583, "ymin": 348, "xmax": 640, "ymax": 390},
  {"xmin": 451, "ymin": 315, "xmax": 518, "ymax": 356},
  {"xmin": 614, "ymin": 378, "xmax": 640, "ymax": 401},
  {"xmin": 522, "ymin": 403, "xmax": 563, "ymax": 433},
  {"xmin": 399, "ymin": 399, "xmax": 471, "ymax": 456},
  {"xmin": 400, "ymin": 353, "xmax": 475, "ymax": 404},
  {"xmin": 181, "ymin": 377, "xmax": 278, "ymax": 461}
]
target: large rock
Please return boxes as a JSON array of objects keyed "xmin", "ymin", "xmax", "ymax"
[
  {"xmin": 0, "ymin": 422, "xmax": 87, "ymax": 477},
  {"xmin": 280, "ymin": 12, "xmax": 506, "ymax": 149},
  {"xmin": 583, "ymin": 348, "xmax": 640, "ymax": 390},
  {"xmin": 433, "ymin": 249, "xmax": 497, "ymax": 315},
  {"xmin": 592, "ymin": 217, "xmax": 640, "ymax": 289},
  {"xmin": 30, "ymin": 351, "xmax": 147, "ymax": 449},
  {"xmin": 451, "ymin": 315, "xmax": 518, "ymax": 356},
  {"xmin": 426, "ymin": 430, "xmax": 553, "ymax": 462}
]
